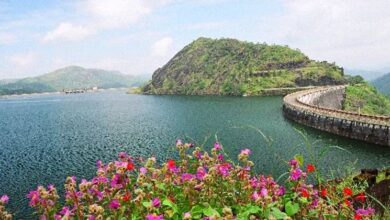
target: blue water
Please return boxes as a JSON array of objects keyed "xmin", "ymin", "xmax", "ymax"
[{"xmin": 0, "ymin": 92, "xmax": 389, "ymax": 219}]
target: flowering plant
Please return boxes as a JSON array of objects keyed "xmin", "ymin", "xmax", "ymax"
[{"xmin": 2, "ymin": 141, "xmax": 381, "ymax": 219}]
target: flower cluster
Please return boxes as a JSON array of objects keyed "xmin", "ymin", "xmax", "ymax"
[
  {"xmin": 0, "ymin": 195, "xmax": 12, "ymax": 220},
  {"xmin": 5, "ymin": 141, "xmax": 378, "ymax": 219}
]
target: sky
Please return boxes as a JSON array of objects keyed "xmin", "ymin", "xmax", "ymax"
[{"xmin": 1, "ymin": 0, "xmax": 390, "ymax": 79}]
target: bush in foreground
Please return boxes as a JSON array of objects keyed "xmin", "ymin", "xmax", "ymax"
[{"xmin": 0, "ymin": 141, "xmax": 382, "ymax": 219}]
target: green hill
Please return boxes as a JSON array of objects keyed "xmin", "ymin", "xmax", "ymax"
[
  {"xmin": 372, "ymin": 72, "xmax": 390, "ymax": 96},
  {"xmin": 0, "ymin": 66, "xmax": 145, "ymax": 95},
  {"xmin": 143, "ymin": 37, "xmax": 346, "ymax": 95},
  {"xmin": 343, "ymin": 83, "xmax": 390, "ymax": 116}
]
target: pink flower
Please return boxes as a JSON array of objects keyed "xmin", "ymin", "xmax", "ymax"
[
  {"xmin": 27, "ymin": 190, "xmax": 40, "ymax": 207},
  {"xmin": 152, "ymin": 197, "xmax": 161, "ymax": 208},
  {"xmin": 140, "ymin": 167, "xmax": 147, "ymax": 174},
  {"xmin": 240, "ymin": 149, "xmax": 251, "ymax": 156},
  {"xmin": 59, "ymin": 206, "xmax": 73, "ymax": 218},
  {"xmin": 181, "ymin": 173, "xmax": 195, "ymax": 181},
  {"xmin": 218, "ymin": 163, "xmax": 231, "ymax": 177},
  {"xmin": 176, "ymin": 139, "xmax": 183, "ymax": 146},
  {"xmin": 356, "ymin": 208, "xmax": 375, "ymax": 216},
  {"xmin": 289, "ymin": 159, "xmax": 298, "ymax": 167},
  {"xmin": 276, "ymin": 187, "xmax": 285, "ymax": 196},
  {"xmin": 196, "ymin": 167, "xmax": 207, "ymax": 180},
  {"xmin": 194, "ymin": 184, "xmax": 203, "ymax": 191},
  {"xmin": 213, "ymin": 142, "xmax": 222, "ymax": 150},
  {"xmin": 115, "ymin": 161, "xmax": 127, "ymax": 169},
  {"xmin": 118, "ymin": 152, "xmax": 129, "ymax": 160},
  {"xmin": 146, "ymin": 214, "xmax": 164, "ymax": 220},
  {"xmin": 217, "ymin": 154, "xmax": 224, "ymax": 161},
  {"xmin": 260, "ymin": 188, "xmax": 268, "ymax": 197},
  {"xmin": 0, "ymin": 195, "xmax": 9, "ymax": 204},
  {"xmin": 109, "ymin": 199, "xmax": 120, "ymax": 210},
  {"xmin": 251, "ymin": 191, "xmax": 260, "ymax": 201},
  {"xmin": 111, "ymin": 173, "xmax": 126, "ymax": 189},
  {"xmin": 91, "ymin": 176, "xmax": 108, "ymax": 185},
  {"xmin": 96, "ymin": 160, "xmax": 103, "ymax": 168},
  {"xmin": 290, "ymin": 168, "xmax": 302, "ymax": 181}
]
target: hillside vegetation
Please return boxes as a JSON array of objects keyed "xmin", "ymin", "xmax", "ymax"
[
  {"xmin": 143, "ymin": 37, "xmax": 346, "ymax": 95},
  {"xmin": 343, "ymin": 83, "xmax": 390, "ymax": 115},
  {"xmin": 372, "ymin": 72, "xmax": 390, "ymax": 96},
  {"xmin": 0, "ymin": 66, "xmax": 145, "ymax": 95}
]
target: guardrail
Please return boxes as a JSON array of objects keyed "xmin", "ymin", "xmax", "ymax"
[{"xmin": 285, "ymin": 86, "xmax": 389, "ymax": 125}]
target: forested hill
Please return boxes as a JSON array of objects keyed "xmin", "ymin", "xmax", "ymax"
[
  {"xmin": 143, "ymin": 37, "xmax": 346, "ymax": 95},
  {"xmin": 0, "ymin": 66, "xmax": 145, "ymax": 95},
  {"xmin": 372, "ymin": 72, "xmax": 390, "ymax": 96}
]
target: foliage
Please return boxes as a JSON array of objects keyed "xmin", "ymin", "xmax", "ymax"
[
  {"xmin": 0, "ymin": 82, "xmax": 56, "ymax": 96},
  {"xmin": 345, "ymin": 75, "xmax": 365, "ymax": 85},
  {"xmin": 143, "ymin": 38, "xmax": 345, "ymax": 95},
  {"xmin": 372, "ymin": 72, "xmax": 390, "ymax": 96},
  {"xmin": 0, "ymin": 66, "xmax": 146, "ymax": 95},
  {"xmin": 1, "ymin": 141, "xmax": 383, "ymax": 219},
  {"xmin": 343, "ymin": 83, "xmax": 390, "ymax": 115}
]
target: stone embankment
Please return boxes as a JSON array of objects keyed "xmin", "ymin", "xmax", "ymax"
[{"xmin": 283, "ymin": 85, "xmax": 390, "ymax": 146}]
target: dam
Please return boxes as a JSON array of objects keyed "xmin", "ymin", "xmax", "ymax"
[{"xmin": 283, "ymin": 86, "xmax": 390, "ymax": 146}]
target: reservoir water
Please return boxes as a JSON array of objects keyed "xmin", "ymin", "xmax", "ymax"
[{"xmin": 0, "ymin": 92, "xmax": 389, "ymax": 218}]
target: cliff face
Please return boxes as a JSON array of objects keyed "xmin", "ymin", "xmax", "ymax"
[{"xmin": 143, "ymin": 37, "xmax": 346, "ymax": 95}]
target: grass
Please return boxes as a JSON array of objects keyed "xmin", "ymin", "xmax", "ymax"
[{"xmin": 343, "ymin": 83, "xmax": 390, "ymax": 115}]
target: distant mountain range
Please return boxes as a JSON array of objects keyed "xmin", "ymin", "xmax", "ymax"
[
  {"xmin": 372, "ymin": 72, "xmax": 390, "ymax": 96},
  {"xmin": 143, "ymin": 37, "xmax": 346, "ymax": 95},
  {"xmin": 0, "ymin": 66, "xmax": 147, "ymax": 95},
  {"xmin": 344, "ymin": 68, "xmax": 387, "ymax": 81}
]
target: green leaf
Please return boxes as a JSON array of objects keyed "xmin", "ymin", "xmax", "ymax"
[
  {"xmin": 191, "ymin": 205, "xmax": 203, "ymax": 219},
  {"xmin": 163, "ymin": 199, "xmax": 178, "ymax": 213},
  {"xmin": 142, "ymin": 201, "xmax": 151, "ymax": 208},
  {"xmin": 203, "ymin": 206, "xmax": 220, "ymax": 217},
  {"xmin": 163, "ymin": 199, "xmax": 174, "ymax": 207},
  {"xmin": 285, "ymin": 201, "xmax": 299, "ymax": 216},
  {"xmin": 271, "ymin": 208, "xmax": 288, "ymax": 219},
  {"xmin": 298, "ymin": 197, "xmax": 308, "ymax": 204},
  {"xmin": 237, "ymin": 205, "xmax": 262, "ymax": 220},
  {"xmin": 157, "ymin": 183, "xmax": 166, "ymax": 190},
  {"xmin": 294, "ymin": 154, "xmax": 304, "ymax": 166},
  {"xmin": 323, "ymin": 214, "xmax": 337, "ymax": 219}
]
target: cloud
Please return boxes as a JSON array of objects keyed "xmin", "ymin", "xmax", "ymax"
[
  {"xmin": 0, "ymin": 32, "xmax": 15, "ymax": 45},
  {"xmin": 9, "ymin": 52, "xmax": 37, "ymax": 66},
  {"xmin": 261, "ymin": 0, "xmax": 390, "ymax": 70},
  {"xmin": 42, "ymin": 0, "xmax": 171, "ymax": 43},
  {"xmin": 42, "ymin": 22, "xmax": 93, "ymax": 42},
  {"xmin": 187, "ymin": 22, "xmax": 224, "ymax": 30},
  {"xmin": 84, "ymin": 0, "xmax": 152, "ymax": 28},
  {"xmin": 151, "ymin": 37, "xmax": 174, "ymax": 57}
]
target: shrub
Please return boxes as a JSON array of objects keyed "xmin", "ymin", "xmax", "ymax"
[{"xmin": 0, "ymin": 141, "xmax": 382, "ymax": 219}]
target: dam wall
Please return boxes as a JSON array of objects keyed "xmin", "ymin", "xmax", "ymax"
[{"xmin": 283, "ymin": 86, "xmax": 390, "ymax": 146}]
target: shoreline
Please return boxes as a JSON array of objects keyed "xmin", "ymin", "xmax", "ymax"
[
  {"xmin": 0, "ymin": 88, "xmax": 129, "ymax": 99},
  {"xmin": 141, "ymin": 86, "xmax": 320, "ymax": 97}
]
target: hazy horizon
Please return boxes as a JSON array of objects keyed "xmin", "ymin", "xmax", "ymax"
[{"xmin": 2, "ymin": 0, "xmax": 390, "ymax": 79}]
